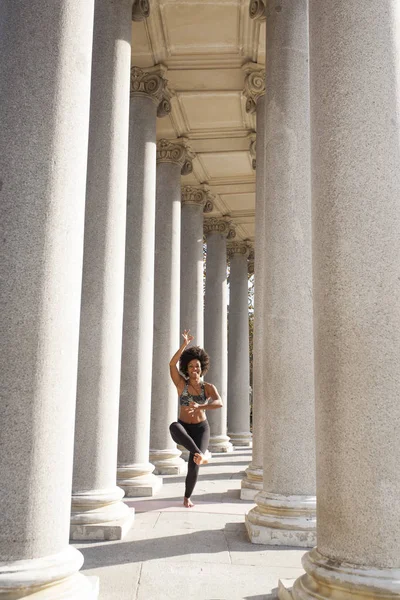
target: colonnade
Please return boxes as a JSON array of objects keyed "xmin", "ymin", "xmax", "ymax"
[
  {"xmin": 1, "ymin": 0, "xmax": 400, "ymax": 598},
  {"xmin": 0, "ymin": 2, "xmax": 252, "ymax": 597}
]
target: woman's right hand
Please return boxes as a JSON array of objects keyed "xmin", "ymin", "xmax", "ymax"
[{"xmin": 182, "ymin": 329, "xmax": 194, "ymax": 345}]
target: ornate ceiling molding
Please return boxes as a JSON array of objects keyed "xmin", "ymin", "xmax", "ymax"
[
  {"xmin": 182, "ymin": 184, "xmax": 214, "ymax": 212},
  {"xmin": 204, "ymin": 217, "xmax": 236, "ymax": 239},
  {"xmin": 132, "ymin": 0, "xmax": 150, "ymax": 22},
  {"xmin": 156, "ymin": 138, "xmax": 195, "ymax": 174},
  {"xmin": 227, "ymin": 241, "xmax": 250, "ymax": 259},
  {"xmin": 249, "ymin": 0, "xmax": 266, "ymax": 22},
  {"xmin": 242, "ymin": 62, "xmax": 265, "ymax": 114}
]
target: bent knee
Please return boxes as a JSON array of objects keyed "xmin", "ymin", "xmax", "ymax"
[{"xmin": 169, "ymin": 422, "xmax": 179, "ymax": 433}]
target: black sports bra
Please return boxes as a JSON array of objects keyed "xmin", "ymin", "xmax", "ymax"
[{"xmin": 179, "ymin": 381, "xmax": 208, "ymax": 407}]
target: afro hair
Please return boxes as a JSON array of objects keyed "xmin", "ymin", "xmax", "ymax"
[{"xmin": 179, "ymin": 346, "xmax": 210, "ymax": 378}]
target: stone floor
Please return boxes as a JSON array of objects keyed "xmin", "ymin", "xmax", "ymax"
[{"xmin": 76, "ymin": 449, "xmax": 305, "ymax": 600}]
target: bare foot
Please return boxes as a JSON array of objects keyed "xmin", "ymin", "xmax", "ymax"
[
  {"xmin": 193, "ymin": 451, "xmax": 211, "ymax": 465},
  {"xmin": 184, "ymin": 497, "xmax": 194, "ymax": 508}
]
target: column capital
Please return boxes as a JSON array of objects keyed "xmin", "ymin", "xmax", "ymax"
[
  {"xmin": 130, "ymin": 65, "xmax": 171, "ymax": 117},
  {"xmin": 248, "ymin": 132, "xmax": 256, "ymax": 170},
  {"xmin": 156, "ymin": 138, "xmax": 195, "ymax": 174},
  {"xmin": 132, "ymin": 0, "xmax": 150, "ymax": 21},
  {"xmin": 182, "ymin": 184, "xmax": 214, "ymax": 213},
  {"xmin": 227, "ymin": 241, "xmax": 250, "ymax": 260},
  {"xmin": 204, "ymin": 217, "xmax": 236, "ymax": 240},
  {"xmin": 242, "ymin": 62, "xmax": 265, "ymax": 114},
  {"xmin": 249, "ymin": 0, "xmax": 266, "ymax": 22}
]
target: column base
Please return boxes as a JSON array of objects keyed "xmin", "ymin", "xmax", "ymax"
[
  {"xmin": 245, "ymin": 491, "xmax": 316, "ymax": 547},
  {"xmin": 117, "ymin": 462, "xmax": 163, "ymax": 497},
  {"xmin": 70, "ymin": 486, "xmax": 134, "ymax": 541},
  {"xmin": 240, "ymin": 464, "xmax": 263, "ymax": 500},
  {"xmin": 177, "ymin": 445, "xmax": 189, "ymax": 461},
  {"xmin": 291, "ymin": 548, "xmax": 400, "ymax": 599},
  {"xmin": 208, "ymin": 435, "xmax": 233, "ymax": 453},
  {"xmin": 0, "ymin": 546, "xmax": 98, "ymax": 599},
  {"xmin": 149, "ymin": 448, "xmax": 187, "ymax": 475},
  {"xmin": 278, "ymin": 579, "xmax": 295, "ymax": 600},
  {"xmin": 228, "ymin": 432, "xmax": 252, "ymax": 447}
]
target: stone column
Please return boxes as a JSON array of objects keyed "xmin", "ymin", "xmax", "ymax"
[
  {"xmin": 241, "ymin": 61, "xmax": 266, "ymax": 499},
  {"xmin": 180, "ymin": 185, "xmax": 214, "ymax": 346},
  {"xmin": 150, "ymin": 139, "xmax": 193, "ymax": 474},
  {"xmin": 227, "ymin": 242, "xmax": 252, "ymax": 447},
  {"xmin": 288, "ymin": 3, "xmax": 400, "ymax": 599},
  {"xmin": 117, "ymin": 65, "xmax": 170, "ymax": 496},
  {"xmin": 0, "ymin": 2, "xmax": 98, "ymax": 598},
  {"xmin": 204, "ymin": 218, "xmax": 235, "ymax": 453},
  {"xmin": 71, "ymin": 0, "xmax": 134, "ymax": 543},
  {"xmin": 246, "ymin": 0, "xmax": 316, "ymax": 547}
]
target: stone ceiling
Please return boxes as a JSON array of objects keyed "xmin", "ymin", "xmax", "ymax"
[{"xmin": 131, "ymin": 0, "xmax": 266, "ymax": 242}]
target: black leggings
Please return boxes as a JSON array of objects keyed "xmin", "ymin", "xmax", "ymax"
[{"xmin": 169, "ymin": 419, "xmax": 210, "ymax": 499}]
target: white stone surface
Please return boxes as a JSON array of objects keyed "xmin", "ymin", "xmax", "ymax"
[
  {"xmin": 292, "ymin": 2, "xmax": 400, "ymax": 598},
  {"xmin": 227, "ymin": 243, "xmax": 252, "ymax": 448},
  {"xmin": 241, "ymin": 92, "xmax": 266, "ymax": 498},
  {"xmin": 249, "ymin": 0, "xmax": 316, "ymax": 545},
  {"xmin": 0, "ymin": 1, "xmax": 96, "ymax": 595},
  {"xmin": 118, "ymin": 88, "xmax": 161, "ymax": 496},
  {"xmin": 150, "ymin": 142, "xmax": 191, "ymax": 475},
  {"xmin": 204, "ymin": 221, "xmax": 233, "ymax": 453},
  {"xmin": 72, "ymin": 0, "xmax": 133, "ymax": 541},
  {"xmin": 76, "ymin": 449, "xmax": 305, "ymax": 600}
]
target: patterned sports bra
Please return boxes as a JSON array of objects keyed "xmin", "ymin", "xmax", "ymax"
[{"xmin": 179, "ymin": 381, "xmax": 208, "ymax": 407}]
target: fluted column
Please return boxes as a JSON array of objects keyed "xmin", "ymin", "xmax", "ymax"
[
  {"xmin": 117, "ymin": 65, "xmax": 170, "ymax": 497},
  {"xmin": 150, "ymin": 139, "xmax": 193, "ymax": 474},
  {"xmin": 246, "ymin": 0, "xmax": 316, "ymax": 547},
  {"xmin": 227, "ymin": 242, "xmax": 252, "ymax": 447},
  {"xmin": 241, "ymin": 61, "xmax": 266, "ymax": 499},
  {"xmin": 0, "ymin": 2, "xmax": 98, "ymax": 598},
  {"xmin": 288, "ymin": 3, "xmax": 400, "ymax": 599},
  {"xmin": 70, "ymin": 0, "xmax": 134, "ymax": 543},
  {"xmin": 180, "ymin": 185, "xmax": 214, "ymax": 345},
  {"xmin": 204, "ymin": 218, "xmax": 235, "ymax": 453}
]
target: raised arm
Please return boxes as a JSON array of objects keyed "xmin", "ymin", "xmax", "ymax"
[
  {"xmin": 169, "ymin": 329, "xmax": 194, "ymax": 391},
  {"xmin": 203, "ymin": 383, "xmax": 223, "ymax": 409}
]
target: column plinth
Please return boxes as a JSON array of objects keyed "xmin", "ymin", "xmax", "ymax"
[
  {"xmin": 117, "ymin": 67, "xmax": 169, "ymax": 496},
  {"xmin": 246, "ymin": 492, "xmax": 316, "ymax": 547}
]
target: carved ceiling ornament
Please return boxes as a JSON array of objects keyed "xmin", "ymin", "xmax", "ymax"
[
  {"xmin": 242, "ymin": 62, "xmax": 266, "ymax": 114},
  {"xmin": 130, "ymin": 65, "xmax": 170, "ymax": 114},
  {"xmin": 249, "ymin": 0, "xmax": 266, "ymax": 22},
  {"xmin": 204, "ymin": 217, "xmax": 236, "ymax": 240},
  {"xmin": 227, "ymin": 241, "xmax": 250, "ymax": 260},
  {"xmin": 248, "ymin": 247, "xmax": 255, "ymax": 274},
  {"xmin": 182, "ymin": 185, "xmax": 214, "ymax": 211},
  {"xmin": 156, "ymin": 138, "xmax": 194, "ymax": 174},
  {"xmin": 132, "ymin": 0, "xmax": 150, "ymax": 21}
]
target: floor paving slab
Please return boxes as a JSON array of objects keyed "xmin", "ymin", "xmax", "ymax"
[{"xmin": 77, "ymin": 448, "xmax": 307, "ymax": 599}]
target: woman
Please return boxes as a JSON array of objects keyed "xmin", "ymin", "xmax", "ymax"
[{"xmin": 169, "ymin": 329, "xmax": 222, "ymax": 508}]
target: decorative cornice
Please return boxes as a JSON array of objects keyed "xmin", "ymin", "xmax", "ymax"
[
  {"xmin": 130, "ymin": 65, "xmax": 171, "ymax": 118},
  {"xmin": 248, "ymin": 132, "xmax": 256, "ymax": 170},
  {"xmin": 132, "ymin": 0, "xmax": 150, "ymax": 21},
  {"xmin": 249, "ymin": 0, "xmax": 266, "ymax": 22},
  {"xmin": 156, "ymin": 138, "xmax": 194, "ymax": 175},
  {"xmin": 242, "ymin": 62, "xmax": 266, "ymax": 114},
  {"xmin": 227, "ymin": 241, "xmax": 250, "ymax": 260},
  {"xmin": 204, "ymin": 217, "xmax": 236, "ymax": 239},
  {"xmin": 182, "ymin": 185, "xmax": 214, "ymax": 212}
]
